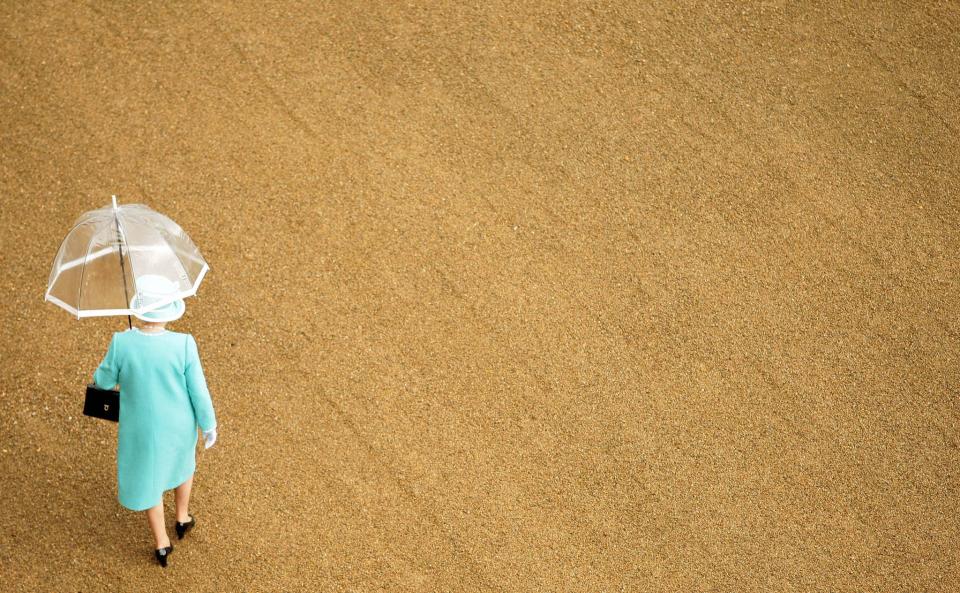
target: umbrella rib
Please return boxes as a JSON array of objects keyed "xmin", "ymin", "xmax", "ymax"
[
  {"xmin": 45, "ymin": 214, "xmax": 111, "ymax": 299},
  {"xmin": 75, "ymin": 222, "xmax": 102, "ymax": 320},
  {"xmin": 155, "ymin": 226, "xmax": 195, "ymax": 284},
  {"xmin": 45, "ymin": 217, "xmax": 95, "ymax": 298},
  {"xmin": 148, "ymin": 210, "xmax": 207, "ymax": 269}
]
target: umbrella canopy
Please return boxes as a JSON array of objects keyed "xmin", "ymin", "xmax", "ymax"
[{"xmin": 45, "ymin": 196, "xmax": 209, "ymax": 319}]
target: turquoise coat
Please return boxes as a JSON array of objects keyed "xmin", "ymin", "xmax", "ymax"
[{"xmin": 93, "ymin": 329, "xmax": 216, "ymax": 511}]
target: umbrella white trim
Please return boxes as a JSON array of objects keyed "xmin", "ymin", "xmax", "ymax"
[
  {"xmin": 45, "ymin": 263, "xmax": 209, "ymax": 319},
  {"xmin": 44, "ymin": 294, "xmax": 133, "ymax": 319}
]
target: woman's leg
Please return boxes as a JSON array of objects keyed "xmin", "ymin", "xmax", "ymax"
[
  {"xmin": 174, "ymin": 474, "xmax": 194, "ymax": 523},
  {"xmin": 145, "ymin": 503, "xmax": 170, "ymax": 548}
]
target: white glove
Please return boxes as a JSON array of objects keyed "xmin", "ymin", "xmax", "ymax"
[{"xmin": 202, "ymin": 427, "xmax": 217, "ymax": 449}]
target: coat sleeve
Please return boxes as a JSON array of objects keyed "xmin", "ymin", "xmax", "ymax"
[
  {"xmin": 93, "ymin": 333, "xmax": 121, "ymax": 389},
  {"xmin": 185, "ymin": 334, "xmax": 217, "ymax": 432}
]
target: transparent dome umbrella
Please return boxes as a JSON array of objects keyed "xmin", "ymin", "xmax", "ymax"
[{"xmin": 45, "ymin": 196, "xmax": 209, "ymax": 326}]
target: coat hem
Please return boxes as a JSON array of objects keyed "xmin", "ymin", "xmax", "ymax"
[{"xmin": 118, "ymin": 470, "xmax": 196, "ymax": 512}]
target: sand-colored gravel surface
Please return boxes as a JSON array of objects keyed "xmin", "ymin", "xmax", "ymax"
[{"xmin": 1, "ymin": 2, "xmax": 958, "ymax": 591}]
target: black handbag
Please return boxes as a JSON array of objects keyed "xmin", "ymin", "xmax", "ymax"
[{"xmin": 84, "ymin": 384, "xmax": 119, "ymax": 422}]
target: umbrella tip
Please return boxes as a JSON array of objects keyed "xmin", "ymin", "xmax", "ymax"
[{"xmin": 112, "ymin": 195, "xmax": 118, "ymax": 209}]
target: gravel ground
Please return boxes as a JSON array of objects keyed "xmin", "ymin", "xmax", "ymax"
[{"xmin": 1, "ymin": 2, "xmax": 958, "ymax": 591}]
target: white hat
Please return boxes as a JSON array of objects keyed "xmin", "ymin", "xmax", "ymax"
[{"xmin": 130, "ymin": 274, "xmax": 185, "ymax": 322}]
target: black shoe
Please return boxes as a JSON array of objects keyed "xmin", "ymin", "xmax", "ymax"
[
  {"xmin": 175, "ymin": 515, "xmax": 196, "ymax": 540},
  {"xmin": 155, "ymin": 544, "xmax": 173, "ymax": 567}
]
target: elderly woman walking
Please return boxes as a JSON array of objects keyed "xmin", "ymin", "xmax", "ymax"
[{"xmin": 93, "ymin": 275, "xmax": 218, "ymax": 567}]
